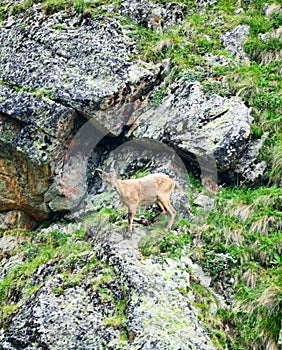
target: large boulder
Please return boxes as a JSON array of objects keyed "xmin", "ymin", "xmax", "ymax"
[
  {"xmin": 0, "ymin": 85, "xmax": 75, "ymax": 220},
  {"xmin": 0, "ymin": 223, "xmax": 217, "ymax": 350},
  {"xmin": 119, "ymin": 0, "xmax": 188, "ymax": 30},
  {"xmin": 0, "ymin": 6, "xmax": 162, "ymax": 222},
  {"xmin": 0, "ymin": 8, "xmax": 162, "ymax": 133},
  {"xmin": 129, "ymin": 79, "xmax": 253, "ymax": 178}
]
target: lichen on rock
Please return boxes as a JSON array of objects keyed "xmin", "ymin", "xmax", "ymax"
[
  {"xmin": 0, "ymin": 6, "xmax": 163, "ymax": 222},
  {"xmin": 130, "ymin": 79, "xmax": 253, "ymax": 173}
]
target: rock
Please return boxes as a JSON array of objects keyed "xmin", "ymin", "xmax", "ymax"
[
  {"xmin": 0, "ymin": 254, "xmax": 23, "ymax": 281},
  {"xmin": 0, "ymin": 85, "xmax": 75, "ymax": 220},
  {"xmin": 0, "ymin": 7, "xmax": 163, "ymax": 222},
  {"xmin": 0, "ymin": 9, "xmax": 162, "ymax": 132},
  {"xmin": 44, "ymin": 153, "xmax": 89, "ymax": 212},
  {"xmin": 0, "ymin": 224, "xmax": 217, "ymax": 350},
  {"xmin": 129, "ymin": 79, "xmax": 253, "ymax": 175},
  {"xmin": 195, "ymin": 0, "xmax": 217, "ymax": 13},
  {"xmin": 0, "ymin": 211, "xmax": 37, "ymax": 230},
  {"xmin": 0, "ymin": 266, "xmax": 123, "ymax": 350},
  {"xmin": 259, "ymin": 27, "xmax": 282, "ymax": 42},
  {"xmin": 0, "ymin": 235, "xmax": 18, "ymax": 253},
  {"xmin": 234, "ymin": 135, "xmax": 268, "ymax": 183},
  {"xmin": 220, "ymin": 24, "xmax": 250, "ymax": 62},
  {"xmin": 0, "ymin": 234, "xmax": 24, "ymax": 281},
  {"xmin": 262, "ymin": 3, "xmax": 282, "ymax": 17},
  {"xmin": 93, "ymin": 227, "xmax": 217, "ymax": 350},
  {"xmin": 181, "ymin": 255, "xmax": 212, "ymax": 288},
  {"xmin": 204, "ymin": 53, "xmax": 236, "ymax": 68},
  {"xmin": 119, "ymin": 0, "xmax": 187, "ymax": 30},
  {"xmin": 193, "ymin": 193, "xmax": 215, "ymax": 209}
]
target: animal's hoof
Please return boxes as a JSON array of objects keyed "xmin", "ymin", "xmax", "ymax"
[{"xmin": 123, "ymin": 230, "xmax": 132, "ymax": 239}]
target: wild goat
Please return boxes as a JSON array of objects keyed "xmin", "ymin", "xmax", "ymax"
[{"xmin": 96, "ymin": 161, "xmax": 177, "ymax": 237}]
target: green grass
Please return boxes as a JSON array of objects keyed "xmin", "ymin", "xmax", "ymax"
[
  {"xmin": 0, "ymin": 1, "xmax": 281, "ymax": 348},
  {"xmin": 0, "ymin": 228, "xmax": 92, "ymax": 324},
  {"xmin": 189, "ymin": 182, "xmax": 282, "ymax": 350},
  {"xmin": 6, "ymin": 0, "xmax": 120, "ymax": 17},
  {"xmin": 138, "ymin": 176, "xmax": 282, "ymax": 350}
]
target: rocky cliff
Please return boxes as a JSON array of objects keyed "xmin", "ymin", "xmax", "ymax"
[
  {"xmin": 0, "ymin": 0, "xmax": 259, "ymax": 227},
  {"xmin": 0, "ymin": 0, "xmax": 281, "ymax": 349}
]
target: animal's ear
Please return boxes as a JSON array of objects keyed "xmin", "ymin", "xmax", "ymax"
[{"xmin": 96, "ymin": 169, "xmax": 105, "ymax": 178}]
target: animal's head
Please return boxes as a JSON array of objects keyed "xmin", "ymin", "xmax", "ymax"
[{"xmin": 96, "ymin": 161, "xmax": 117, "ymax": 187}]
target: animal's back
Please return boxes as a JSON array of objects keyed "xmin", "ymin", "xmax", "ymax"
[
  {"xmin": 145, "ymin": 173, "xmax": 174, "ymax": 190},
  {"xmin": 139, "ymin": 173, "xmax": 175, "ymax": 200}
]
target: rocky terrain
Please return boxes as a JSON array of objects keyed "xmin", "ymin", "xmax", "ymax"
[{"xmin": 0, "ymin": 0, "xmax": 281, "ymax": 349}]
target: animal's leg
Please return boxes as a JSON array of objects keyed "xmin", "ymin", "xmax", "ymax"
[
  {"xmin": 124, "ymin": 205, "xmax": 137, "ymax": 239},
  {"xmin": 149, "ymin": 201, "xmax": 166, "ymax": 223},
  {"xmin": 157, "ymin": 195, "xmax": 176, "ymax": 230},
  {"xmin": 133, "ymin": 202, "xmax": 165, "ymax": 226},
  {"xmin": 166, "ymin": 203, "xmax": 176, "ymax": 230}
]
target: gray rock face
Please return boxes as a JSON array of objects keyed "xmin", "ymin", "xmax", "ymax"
[
  {"xmin": 94, "ymin": 229, "xmax": 216, "ymax": 349},
  {"xmin": 0, "ymin": 85, "xmax": 75, "ymax": 163},
  {"xmin": 0, "ymin": 85, "xmax": 75, "ymax": 220},
  {"xmin": 234, "ymin": 135, "xmax": 268, "ymax": 184},
  {"xmin": 0, "ymin": 224, "xmax": 216, "ymax": 350},
  {"xmin": 0, "ymin": 9, "xmax": 161, "ymax": 129},
  {"xmin": 119, "ymin": 0, "xmax": 187, "ymax": 30},
  {"xmin": 0, "ymin": 6, "xmax": 162, "ymax": 222},
  {"xmin": 195, "ymin": 0, "xmax": 217, "ymax": 13},
  {"xmin": 130, "ymin": 79, "xmax": 253, "ymax": 174},
  {"xmin": 220, "ymin": 24, "xmax": 250, "ymax": 62},
  {"xmin": 262, "ymin": 2, "xmax": 282, "ymax": 17}
]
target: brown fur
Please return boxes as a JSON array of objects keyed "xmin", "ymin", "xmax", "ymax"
[{"xmin": 97, "ymin": 162, "xmax": 176, "ymax": 238}]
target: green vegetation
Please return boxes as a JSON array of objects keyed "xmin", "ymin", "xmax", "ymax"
[
  {"xmin": 0, "ymin": 228, "xmax": 92, "ymax": 323},
  {"xmin": 125, "ymin": 1, "xmax": 281, "ymax": 184},
  {"xmin": 5, "ymin": 0, "xmax": 120, "ymax": 17},
  {"xmin": 202, "ymin": 186, "xmax": 281, "ymax": 349},
  {"xmin": 139, "ymin": 228, "xmax": 191, "ymax": 258},
  {"xmin": 12, "ymin": 85, "xmax": 52, "ymax": 99},
  {"xmin": 0, "ymin": 224, "xmax": 129, "ymax": 339},
  {"xmin": 138, "ymin": 180, "xmax": 281, "ymax": 349},
  {"xmin": 0, "ymin": 0, "xmax": 281, "ymax": 349}
]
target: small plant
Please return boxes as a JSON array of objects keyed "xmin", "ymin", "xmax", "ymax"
[
  {"xmin": 203, "ymin": 252, "xmax": 238, "ymax": 277},
  {"xmin": 201, "ymin": 80, "xmax": 229, "ymax": 96},
  {"xmin": 159, "ymin": 231, "xmax": 191, "ymax": 258},
  {"xmin": 270, "ymin": 253, "xmax": 282, "ymax": 267},
  {"xmin": 180, "ymin": 69, "xmax": 205, "ymax": 82},
  {"xmin": 103, "ymin": 299, "xmax": 127, "ymax": 328},
  {"xmin": 139, "ymin": 229, "xmax": 166, "ymax": 256},
  {"xmin": 151, "ymin": 86, "xmax": 167, "ymax": 106}
]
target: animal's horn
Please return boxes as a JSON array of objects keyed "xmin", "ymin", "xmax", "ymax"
[
  {"xmin": 95, "ymin": 168, "xmax": 105, "ymax": 176},
  {"xmin": 110, "ymin": 160, "xmax": 116, "ymax": 170}
]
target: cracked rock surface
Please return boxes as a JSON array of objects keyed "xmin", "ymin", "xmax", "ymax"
[
  {"xmin": 0, "ymin": 223, "xmax": 216, "ymax": 350},
  {"xmin": 0, "ymin": 6, "xmax": 162, "ymax": 222},
  {"xmin": 130, "ymin": 79, "xmax": 253, "ymax": 172}
]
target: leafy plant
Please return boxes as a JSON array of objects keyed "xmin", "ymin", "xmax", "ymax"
[
  {"xmin": 0, "ymin": 228, "xmax": 92, "ymax": 325},
  {"xmin": 201, "ymin": 80, "xmax": 229, "ymax": 96},
  {"xmin": 159, "ymin": 231, "xmax": 191, "ymax": 258},
  {"xmin": 151, "ymin": 86, "xmax": 167, "ymax": 106}
]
